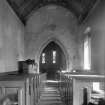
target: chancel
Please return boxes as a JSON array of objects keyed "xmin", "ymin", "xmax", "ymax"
[{"xmin": 0, "ymin": 0, "xmax": 105, "ymax": 105}]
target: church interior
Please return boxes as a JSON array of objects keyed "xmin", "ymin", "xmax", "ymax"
[{"xmin": 0, "ymin": 0, "xmax": 105, "ymax": 105}]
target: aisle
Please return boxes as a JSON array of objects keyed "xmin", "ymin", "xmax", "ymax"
[{"xmin": 38, "ymin": 80, "xmax": 64, "ymax": 105}]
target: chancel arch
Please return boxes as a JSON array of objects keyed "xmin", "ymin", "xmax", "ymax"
[{"xmin": 38, "ymin": 38, "xmax": 69, "ymax": 79}]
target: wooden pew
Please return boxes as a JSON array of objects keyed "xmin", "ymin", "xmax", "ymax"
[
  {"xmin": 0, "ymin": 72, "xmax": 46, "ymax": 105},
  {"xmin": 59, "ymin": 72, "xmax": 105, "ymax": 105}
]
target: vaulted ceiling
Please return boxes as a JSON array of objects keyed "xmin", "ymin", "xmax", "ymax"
[{"xmin": 7, "ymin": 0, "xmax": 98, "ymax": 25}]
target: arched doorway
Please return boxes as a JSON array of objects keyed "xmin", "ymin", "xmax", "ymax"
[{"xmin": 39, "ymin": 41, "xmax": 66, "ymax": 79}]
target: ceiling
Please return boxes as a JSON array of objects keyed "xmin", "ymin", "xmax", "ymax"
[{"xmin": 7, "ymin": 0, "xmax": 98, "ymax": 25}]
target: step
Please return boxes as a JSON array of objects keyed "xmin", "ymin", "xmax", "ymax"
[
  {"xmin": 38, "ymin": 81, "xmax": 63, "ymax": 105},
  {"xmin": 40, "ymin": 96, "xmax": 61, "ymax": 100},
  {"xmin": 40, "ymin": 94, "xmax": 61, "ymax": 97}
]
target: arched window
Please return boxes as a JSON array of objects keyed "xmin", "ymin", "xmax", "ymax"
[
  {"xmin": 84, "ymin": 27, "xmax": 91, "ymax": 70},
  {"xmin": 40, "ymin": 41, "xmax": 66, "ymax": 76}
]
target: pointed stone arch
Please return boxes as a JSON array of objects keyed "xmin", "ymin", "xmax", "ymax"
[{"xmin": 37, "ymin": 37, "xmax": 69, "ymax": 73}]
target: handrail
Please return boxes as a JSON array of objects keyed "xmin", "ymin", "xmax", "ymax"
[{"xmin": 65, "ymin": 74, "xmax": 105, "ymax": 78}]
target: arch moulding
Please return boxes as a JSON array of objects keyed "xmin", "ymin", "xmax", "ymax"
[{"xmin": 37, "ymin": 37, "xmax": 69, "ymax": 73}]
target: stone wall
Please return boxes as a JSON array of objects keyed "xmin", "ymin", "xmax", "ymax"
[
  {"xmin": 25, "ymin": 2, "xmax": 105, "ymax": 74},
  {"xmin": 78, "ymin": 1, "xmax": 105, "ymax": 74},
  {"xmin": 25, "ymin": 5, "xmax": 80, "ymax": 71},
  {"xmin": 0, "ymin": 0, "xmax": 24, "ymax": 72}
]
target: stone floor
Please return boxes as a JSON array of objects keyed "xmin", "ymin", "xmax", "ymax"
[{"xmin": 38, "ymin": 80, "xmax": 64, "ymax": 105}]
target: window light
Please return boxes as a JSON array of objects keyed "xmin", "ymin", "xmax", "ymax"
[
  {"xmin": 42, "ymin": 53, "xmax": 45, "ymax": 64},
  {"xmin": 52, "ymin": 51, "xmax": 56, "ymax": 63},
  {"xmin": 84, "ymin": 35, "xmax": 91, "ymax": 70},
  {"xmin": 93, "ymin": 82, "xmax": 100, "ymax": 91}
]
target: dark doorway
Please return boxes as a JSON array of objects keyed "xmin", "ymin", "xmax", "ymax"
[{"xmin": 39, "ymin": 41, "xmax": 66, "ymax": 80}]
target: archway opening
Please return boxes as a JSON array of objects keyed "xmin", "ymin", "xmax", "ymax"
[{"xmin": 39, "ymin": 41, "xmax": 66, "ymax": 80}]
